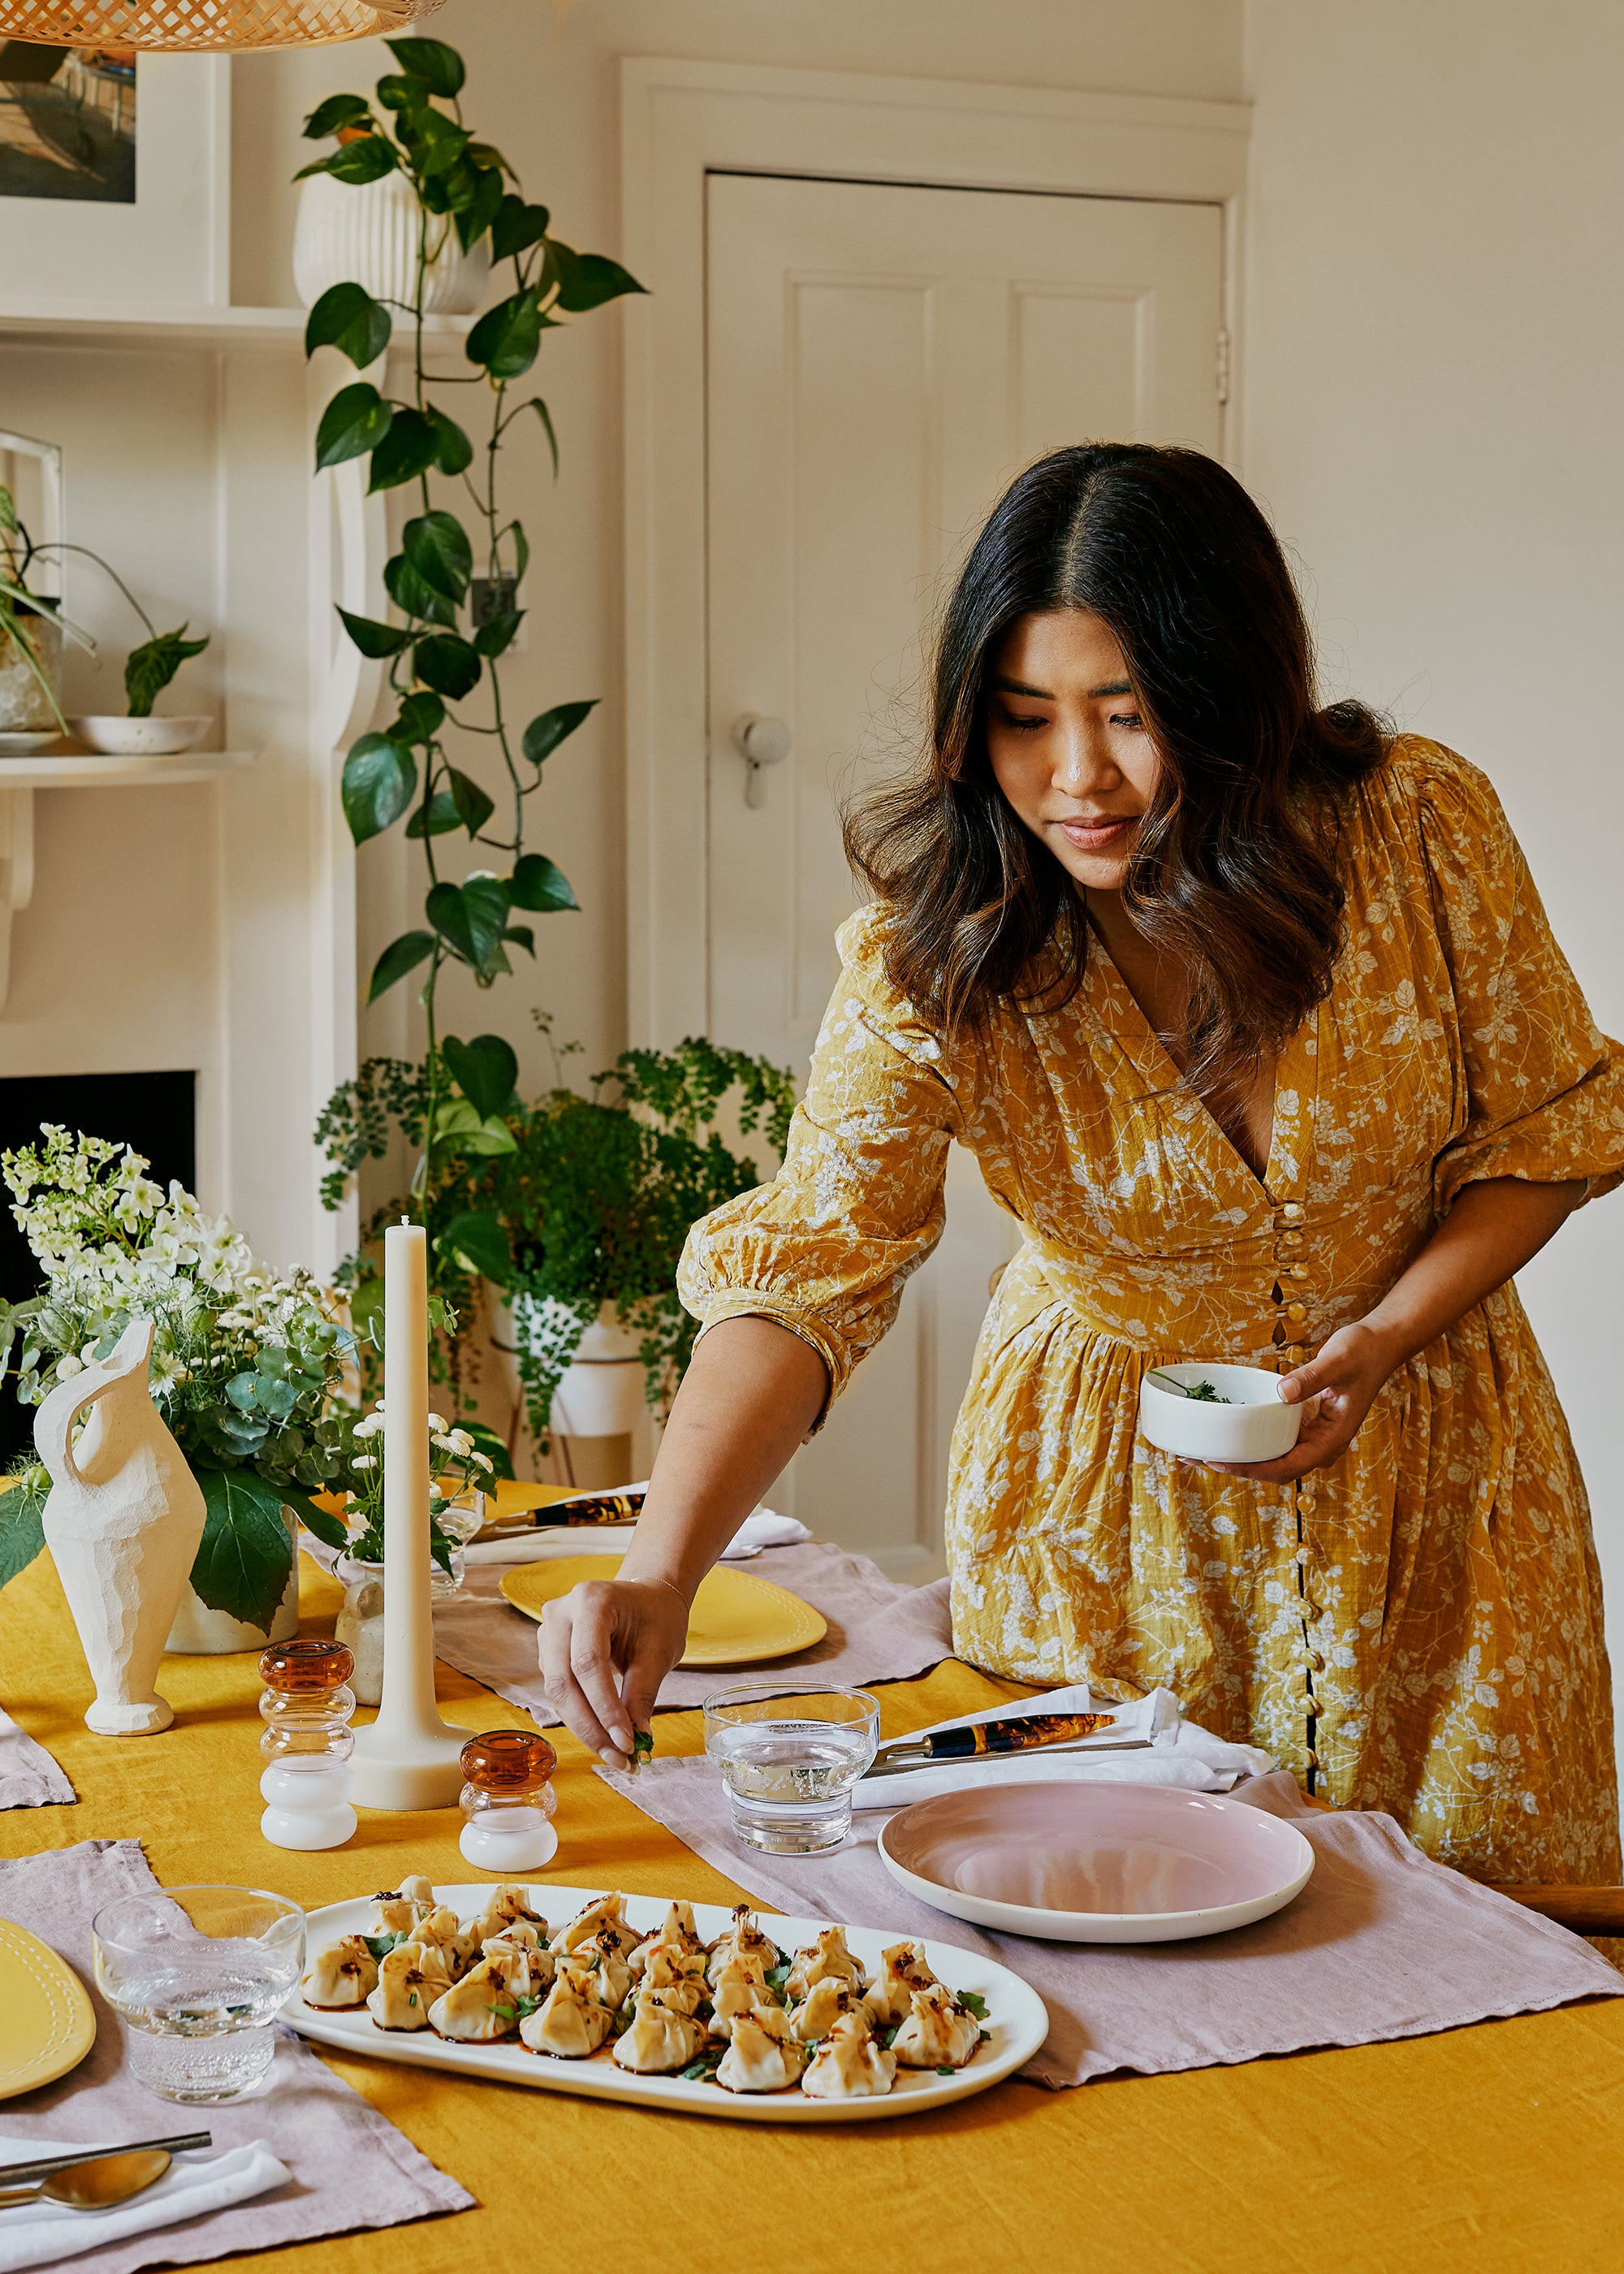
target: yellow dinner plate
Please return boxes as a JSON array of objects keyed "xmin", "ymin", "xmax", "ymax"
[
  {"xmin": 500, "ymin": 1555, "xmax": 827, "ymax": 1667},
  {"xmin": 0, "ymin": 1917, "xmax": 96, "ymax": 2101}
]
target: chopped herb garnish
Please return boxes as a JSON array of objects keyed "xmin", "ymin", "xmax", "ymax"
[
  {"xmin": 680, "ymin": 2051, "xmax": 723, "ymax": 2082},
  {"xmin": 632, "ymin": 1727, "xmax": 654, "ymax": 1762},
  {"xmin": 977, "ymin": 2030, "xmax": 991, "ymax": 2046},
  {"xmin": 879, "ymin": 2021, "xmax": 902, "ymax": 2050},
  {"xmin": 764, "ymin": 1961, "xmax": 793, "ymax": 2007},
  {"xmin": 361, "ymin": 1931, "xmax": 403, "ymax": 1962},
  {"xmin": 1186, "ymin": 1381, "xmax": 1230, "ymax": 1403},
  {"xmin": 935, "ymin": 2065, "xmax": 957, "ymax": 2076},
  {"xmin": 958, "ymin": 1991, "xmax": 988, "ymax": 2021},
  {"xmin": 408, "ymin": 1992, "xmax": 418, "ymax": 2008},
  {"xmin": 513, "ymin": 1993, "xmax": 546, "ymax": 2020}
]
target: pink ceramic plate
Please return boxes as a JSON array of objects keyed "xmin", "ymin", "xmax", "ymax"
[{"xmin": 878, "ymin": 1780, "xmax": 1315, "ymax": 1943}]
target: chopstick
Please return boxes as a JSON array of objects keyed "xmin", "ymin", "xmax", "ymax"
[{"xmin": 0, "ymin": 2132, "xmax": 213, "ymax": 2185}]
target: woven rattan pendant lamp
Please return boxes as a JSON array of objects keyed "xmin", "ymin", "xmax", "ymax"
[{"xmin": 0, "ymin": 0, "xmax": 443, "ymax": 49}]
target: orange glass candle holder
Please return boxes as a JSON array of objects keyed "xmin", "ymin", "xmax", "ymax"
[
  {"xmin": 458, "ymin": 1728, "xmax": 559, "ymax": 1872},
  {"xmin": 258, "ymin": 1637, "xmax": 357, "ymax": 1851}
]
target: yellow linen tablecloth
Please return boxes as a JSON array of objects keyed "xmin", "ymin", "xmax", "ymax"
[{"xmin": 3, "ymin": 1547, "xmax": 1624, "ymax": 2274}]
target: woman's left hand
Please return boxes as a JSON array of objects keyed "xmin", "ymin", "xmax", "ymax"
[{"xmin": 1194, "ymin": 1320, "xmax": 1398, "ymax": 1484}]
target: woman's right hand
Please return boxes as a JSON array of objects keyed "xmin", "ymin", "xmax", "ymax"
[{"xmin": 538, "ymin": 1575, "xmax": 691, "ymax": 1767}]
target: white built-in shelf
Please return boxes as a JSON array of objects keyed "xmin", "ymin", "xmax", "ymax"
[
  {"xmin": 0, "ymin": 750, "xmax": 256, "ymax": 788},
  {"xmin": 0, "ymin": 302, "xmax": 473, "ymax": 352}
]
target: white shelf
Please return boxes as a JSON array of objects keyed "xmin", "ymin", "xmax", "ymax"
[
  {"xmin": 0, "ymin": 750, "xmax": 256, "ymax": 788},
  {"xmin": 0, "ymin": 302, "xmax": 473, "ymax": 353}
]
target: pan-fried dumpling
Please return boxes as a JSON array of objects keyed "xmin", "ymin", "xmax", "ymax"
[
  {"xmin": 399, "ymin": 1874, "xmax": 436, "ymax": 1906},
  {"xmin": 891, "ymin": 1982, "xmax": 980, "ymax": 2069},
  {"xmin": 519, "ymin": 1974, "xmax": 615, "ymax": 2058},
  {"xmin": 788, "ymin": 1976, "xmax": 860, "ymax": 2044},
  {"xmin": 862, "ymin": 1939, "xmax": 937, "ymax": 2025},
  {"xmin": 802, "ymin": 2012, "xmax": 899, "ymax": 2099},
  {"xmin": 478, "ymin": 1938, "xmax": 546, "ymax": 2001},
  {"xmin": 611, "ymin": 1990, "xmax": 707, "ymax": 2074},
  {"xmin": 428, "ymin": 1953, "xmax": 525, "ymax": 2042},
  {"xmin": 367, "ymin": 1940, "xmax": 452, "ymax": 2031},
  {"xmin": 413, "ymin": 1904, "xmax": 477, "ymax": 1978},
  {"xmin": 707, "ymin": 1953, "xmax": 778, "ymax": 2040},
  {"xmin": 627, "ymin": 1900, "xmax": 704, "ymax": 1978},
  {"xmin": 563, "ymin": 1930, "xmax": 633, "ymax": 2012},
  {"xmin": 705, "ymin": 1905, "xmax": 780, "ymax": 1985},
  {"xmin": 549, "ymin": 1891, "xmax": 641, "ymax": 1963},
  {"xmin": 715, "ymin": 2006, "xmax": 808, "ymax": 2094},
  {"xmin": 303, "ymin": 1935, "xmax": 378, "ymax": 2008},
  {"xmin": 469, "ymin": 1883, "xmax": 548, "ymax": 1948},
  {"xmin": 784, "ymin": 1926, "xmax": 866, "ymax": 2001},
  {"xmin": 482, "ymin": 1918, "xmax": 543, "ymax": 1955},
  {"xmin": 637, "ymin": 1944, "xmax": 707, "ymax": 2016},
  {"xmin": 369, "ymin": 1887, "xmax": 432, "ymax": 1939}
]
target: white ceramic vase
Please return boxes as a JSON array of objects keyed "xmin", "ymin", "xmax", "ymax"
[
  {"xmin": 164, "ymin": 1523, "xmax": 300, "ymax": 1656},
  {"xmin": 35, "ymin": 1317, "xmax": 207, "ymax": 1736},
  {"xmin": 292, "ymin": 171, "xmax": 490, "ymax": 316}
]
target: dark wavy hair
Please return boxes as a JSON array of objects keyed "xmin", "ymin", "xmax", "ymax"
[{"xmin": 844, "ymin": 443, "xmax": 1388, "ymax": 1104}]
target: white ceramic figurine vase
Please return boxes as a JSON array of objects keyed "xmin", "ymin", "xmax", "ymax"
[{"xmin": 36, "ymin": 1317, "xmax": 207, "ymax": 1736}]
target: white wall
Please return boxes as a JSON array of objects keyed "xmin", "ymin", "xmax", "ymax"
[{"xmin": 1243, "ymin": 1, "xmax": 1624, "ymax": 1744}]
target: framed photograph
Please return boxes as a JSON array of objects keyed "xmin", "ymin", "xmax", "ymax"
[{"xmin": 0, "ymin": 51, "xmax": 228, "ymax": 305}]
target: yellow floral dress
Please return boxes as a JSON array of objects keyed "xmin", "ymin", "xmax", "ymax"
[{"xmin": 680, "ymin": 739, "xmax": 1624, "ymax": 1882}]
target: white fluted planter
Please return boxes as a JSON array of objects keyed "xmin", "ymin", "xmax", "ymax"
[
  {"xmin": 551, "ymin": 1315, "xmax": 649, "ymax": 1439},
  {"xmin": 293, "ymin": 170, "xmax": 490, "ymax": 316}
]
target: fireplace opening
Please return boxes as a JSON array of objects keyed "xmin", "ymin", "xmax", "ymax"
[{"xmin": 0, "ymin": 1070, "xmax": 196, "ymax": 1464}]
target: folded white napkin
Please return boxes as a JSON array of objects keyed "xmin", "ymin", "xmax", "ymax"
[
  {"xmin": 0, "ymin": 2137, "xmax": 288, "ymax": 2272},
  {"xmin": 852, "ymin": 1683, "xmax": 1277, "ymax": 1810},
  {"xmin": 460, "ymin": 1496, "xmax": 810, "ymax": 1567}
]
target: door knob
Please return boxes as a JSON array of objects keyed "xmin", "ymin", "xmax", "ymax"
[{"xmin": 732, "ymin": 714, "xmax": 792, "ymax": 807}]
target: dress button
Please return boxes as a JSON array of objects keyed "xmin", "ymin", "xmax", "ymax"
[
  {"xmin": 1275, "ymin": 1230, "xmax": 1304, "ymax": 1255},
  {"xmin": 1288, "ymin": 1264, "xmax": 1310, "ymax": 1282},
  {"xmin": 1285, "ymin": 1300, "xmax": 1308, "ymax": 1323},
  {"xmin": 1278, "ymin": 1203, "xmax": 1304, "ymax": 1222},
  {"xmin": 1298, "ymin": 1489, "xmax": 1316, "ymax": 1513},
  {"xmin": 1282, "ymin": 1343, "xmax": 1306, "ymax": 1365}
]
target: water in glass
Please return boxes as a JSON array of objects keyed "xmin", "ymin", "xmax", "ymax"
[
  {"xmin": 703, "ymin": 1684, "xmax": 879, "ymax": 1852},
  {"xmin": 94, "ymin": 1887, "xmax": 304, "ymax": 2103}
]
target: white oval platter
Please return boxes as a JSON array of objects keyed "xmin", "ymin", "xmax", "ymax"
[{"xmin": 283, "ymin": 1880, "xmax": 1049, "ymax": 2125}]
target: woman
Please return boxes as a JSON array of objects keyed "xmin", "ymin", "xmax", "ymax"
[{"xmin": 542, "ymin": 443, "xmax": 1624, "ymax": 1883}]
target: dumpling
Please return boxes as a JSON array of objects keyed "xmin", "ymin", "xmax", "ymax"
[
  {"xmin": 627, "ymin": 1900, "xmax": 704, "ymax": 1978},
  {"xmin": 705, "ymin": 1904, "xmax": 780, "ymax": 1985},
  {"xmin": 482, "ymin": 1918, "xmax": 544, "ymax": 1956},
  {"xmin": 891, "ymin": 1983, "xmax": 980, "ymax": 2069},
  {"xmin": 788, "ymin": 1976, "xmax": 860, "ymax": 2044},
  {"xmin": 715, "ymin": 2006, "xmax": 808, "ymax": 2094},
  {"xmin": 611, "ymin": 1991, "xmax": 707, "ymax": 2074},
  {"xmin": 367, "ymin": 1940, "xmax": 452, "ymax": 2031},
  {"xmin": 801, "ymin": 2013, "xmax": 899, "ymax": 2099},
  {"xmin": 549, "ymin": 1891, "xmax": 641, "ymax": 1963},
  {"xmin": 369, "ymin": 1887, "xmax": 432, "ymax": 1939},
  {"xmin": 520, "ymin": 1975, "xmax": 615, "ymax": 2059},
  {"xmin": 784, "ymin": 1926, "xmax": 866, "ymax": 2001},
  {"xmin": 303, "ymin": 1935, "xmax": 378, "ymax": 2008},
  {"xmin": 480, "ymin": 1938, "xmax": 547, "ymax": 2001},
  {"xmin": 469, "ymin": 1883, "xmax": 548, "ymax": 1948},
  {"xmin": 428, "ymin": 1953, "xmax": 525, "ymax": 2043},
  {"xmin": 862, "ymin": 1939, "xmax": 937, "ymax": 2026},
  {"xmin": 399, "ymin": 1874, "xmax": 436, "ymax": 1906},
  {"xmin": 707, "ymin": 1953, "xmax": 779, "ymax": 2041},
  {"xmin": 564, "ymin": 1930, "xmax": 633, "ymax": 2012},
  {"xmin": 638, "ymin": 1944, "xmax": 707, "ymax": 2016},
  {"xmin": 413, "ymin": 1904, "xmax": 477, "ymax": 1978}
]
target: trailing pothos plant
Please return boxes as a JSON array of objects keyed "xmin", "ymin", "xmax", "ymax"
[{"xmin": 297, "ymin": 32, "xmax": 642, "ymax": 1290}]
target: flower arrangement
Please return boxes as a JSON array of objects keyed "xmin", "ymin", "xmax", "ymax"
[
  {"xmin": 331, "ymin": 1394, "xmax": 492, "ymax": 1572},
  {"xmin": 0, "ymin": 1126, "xmax": 353, "ymax": 1628}
]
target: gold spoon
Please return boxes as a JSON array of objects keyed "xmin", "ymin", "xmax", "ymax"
[{"xmin": 0, "ymin": 2148, "xmax": 173, "ymax": 2212}]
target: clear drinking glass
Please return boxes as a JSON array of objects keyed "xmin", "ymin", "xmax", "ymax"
[
  {"xmin": 703, "ymin": 1682, "xmax": 880, "ymax": 1853},
  {"xmin": 93, "ymin": 1885, "xmax": 305, "ymax": 2103}
]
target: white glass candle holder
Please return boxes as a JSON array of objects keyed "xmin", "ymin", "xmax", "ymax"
[
  {"xmin": 258, "ymin": 1638, "xmax": 357, "ymax": 1851},
  {"xmin": 457, "ymin": 1728, "xmax": 559, "ymax": 1872}
]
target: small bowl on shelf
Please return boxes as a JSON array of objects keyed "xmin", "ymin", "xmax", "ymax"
[
  {"xmin": 1137, "ymin": 1360, "xmax": 1302, "ymax": 1463},
  {"xmin": 68, "ymin": 715, "xmax": 214, "ymax": 757}
]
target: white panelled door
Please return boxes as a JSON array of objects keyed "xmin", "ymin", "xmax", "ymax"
[{"xmin": 705, "ymin": 172, "xmax": 1223, "ymax": 1576}]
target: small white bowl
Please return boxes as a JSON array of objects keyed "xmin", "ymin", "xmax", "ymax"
[
  {"xmin": 68, "ymin": 715, "xmax": 214, "ymax": 756},
  {"xmin": 1138, "ymin": 1360, "xmax": 1302, "ymax": 1463}
]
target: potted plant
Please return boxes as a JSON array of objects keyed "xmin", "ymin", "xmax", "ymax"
[{"xmin": 0, "ymin": 1126, "xmax": 355, "ymax": 1644}]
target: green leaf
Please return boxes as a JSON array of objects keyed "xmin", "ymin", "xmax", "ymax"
[
  {"xmin": 392, "ymin": 689, "xmax": 445, "ymax": 740},
  {"xmin": 384, "ymin": 551, "xmax": 457, "ymax": 628},
  {"xmin": 522, "ymin": 698, "xmax": 597, "ymax": 769},
  {"xmin": 438, "ymin": 1208, "xmax": 512, "ymax": 1283},
  {"xmin": 460, "ymin": 1419, "xmax": 515, "ymax": 1481},
  {"xmin": 296, "ymin": 133, "xmax": 398, "ymax": 186},
  {"xmin": 412, "ymin": 633, "xmax": 482, "ymax": 700},
  {"xmin": 315, "ymin": 382, "xmax": 393, "ymax": 471},
  {"xmin": 302, "ymin": 93, "xmax": 372, "ymax": 141},
  {"xmin": 508, "ymin": 853, "xmax": 577, "ymax": 911},
  {"xmin": 504, "ymin": 521, "xmax": 530, "ymax": 583},
  {"xmin": 304, "ymin": 280, "xmax": 391, "ymax": 370},
  {"xmin": 296, "ymin": 1494, "xmax": 349, "ymax": 1553},
  {"xmin": 341, "ymin": 734, "xmax": 417, "ymax": 844},
  {"xmin": 548, "ymin": 241, "xmax": 646, "ymax": 312},
  {"xmin": 367, "ymin": 928, "xmax": 434, "ymax": 1003},
  {"xmin": 374, "ymin": 71, "xmax": 429, "ymax": 113},
  {"xmin": 124, "ymin": 625, "xmax": 209, "ymax": 719},
  {"xmin": 384, "ymin": 34, "xmax": 465, "ymax": 96},
  {"xmin": 473, "ymin": 609, "xmax": 521, "ymax": 659},
  {"xmin": 336, "ymin": 606, "xmax": 411, "ymax": 659},
  {"xmin": 516, "ymin": 396, "xmax": 558, "ymax": 477},
  {"xmin": 0, "ymin": 1481, "xmax": 46, "ymax": 1593},
  {"xmin": 959, "ymin": 1991, "xmax": 989, "ymax": 2021},
  {"xmin": 427, "ymin": 406, "xmax": 473, "ymax": 477},
  {"xmin": 427, "ymin": 872, "xmax": 509, "ymax": 970},
  {"xmin": 503, "ymin": 924, "xmax": 535, "ymax": 957},
  {"xmin": 367, "ymin": 407, "xmax": 439, "ymax": 492},
  {"xmin": 408, "ymin": 111, "xmax": 472, "ymax": 180},
  {"xmin": 447, "ymin": 767, "xmax": 495, "ymax": 834},
  {"xmin": 405, "ymin": 790, "xmax": 460, "ymax": 839},
  {"xmin": 442, "ymin": 1031, "xmax": 518, "ymax": 1118},
  {"xmin": 490, "ymin": 194, "xmax": 551, "ymax": 262},
  {"xmin": 453, "ymin": 162, "xmax": 505, "ymax": 253},
  {"xmin": 403, "ymin": 510, "xmax": 472, "ymax": 603},
  {"xmin": 467, "ymin": 289, "xmax": 544, "ymax": 382},
  {"xmin": 190, "ymin": 1468, "xmax": 296, "ymax": 1633},
  {"xmin": 633, "ymin": 1727, "xmax": 654, "ymax": 1762}
]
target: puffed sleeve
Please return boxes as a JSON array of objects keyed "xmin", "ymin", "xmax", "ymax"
[
  {"xmin": 1410, "ymin": 745, "xmax": 1624, "ymax": 1216},
  {"xmin": 676, "ymin": 906, "xmax": 965, "ymax": 1424}
]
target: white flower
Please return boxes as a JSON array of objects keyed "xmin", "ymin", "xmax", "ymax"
[
  {"xmin": 56, "ymin": 1353, "xmax": 82, "ymax": 1377},
  {"xmin": 352, "ymin": 1455, "xmax": 378, "ymax": 1471},
  {"xmin": 471, "ymin": 1450, "xmax": 494, "ymax": 1472},
  {"xmin": 426, "ymin": 1412, "xmax": 448, "ymax": 1433}
]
